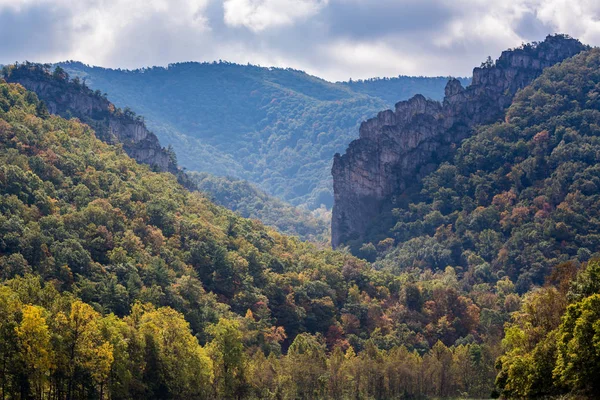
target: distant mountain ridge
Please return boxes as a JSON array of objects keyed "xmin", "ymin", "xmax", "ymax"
[
  {"xmin": 341, "ymin": 75, "xmax": 471, "ymax": 106},
  {"xmin": 59, "ymin": 61, "xmax": 465, "ymax": 208}
]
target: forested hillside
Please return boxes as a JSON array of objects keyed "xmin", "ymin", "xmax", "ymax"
[
  {"xmin": 0, "ymin": 74, "xmax": 514, "ymax": 399},
  {"xmin": 343, "ymin": 47, "xmax": 600, "ymax": 294},
  {"xmin": 2, "ymin": 63, "xmax": 180, "ymax": 178},
  {"xmin": 60, "ymin": 61, "xmax": 461, "ymax": 208},
  {"xmin": 3, "ymin": 62, "xmax": 328, "ymax": 241},
  {"xmin": 496, "ymin": 259, "xmax": 600, "ymax": 397},
  {"xmin": 190, "ymin": 172, "xmax": 330, "ymax": 242},
  {"xmin": 2, "ymin": 38, "xmax": 600, "ymax": 400}
]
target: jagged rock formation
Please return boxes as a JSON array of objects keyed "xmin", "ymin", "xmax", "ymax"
[
  {"xmin": 3, "ymin": 63, "xmax": 177, "ymax": 174},
  {"xmin": 332, "ymin": 34, "xmax": 588, "ymax": 249}
]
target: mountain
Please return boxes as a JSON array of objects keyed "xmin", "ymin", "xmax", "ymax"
[
  {"xmin": 189, "ymin": 172, "xmax": 330, "ymax": 242},
  {"xmin": 2, "ymin": 62, "xmax": 335, "ymax": 241},
  {"xmin": 332, "ymin": 34, "xmax": 587, "ymax": 251},
  {"xmin": 3, "ymin": 33, "xmax": 600, "ymax": 399},
  {"xmin": 328, "ymin": 34, "xmax": 600, "ymax": 397},
  {"xmin": 59, "ymin": 61, "xmax": 466, "ymax": 209},
  {"xmin": 332, "ymin": 34, "xmax": 600, "ymax": 290},
  {"xmin": 341, "ymin": 75, "xmax": 470, "ymax": 106},
  {"xmin": 0, "ymin": 72, "xmax": 509, "ymax": 399},
  {"xmin": 2, "ymin": 63, "xmax": 179, "ymax": 176}
]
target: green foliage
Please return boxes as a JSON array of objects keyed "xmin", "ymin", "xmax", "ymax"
[
  {"xmin": 554, "ymin": 294, "xmax": 600, "ymax": 394},
  {"xmin": 495, "ymin": 259, "xmax": 600, "ymax": 398},
  {"xmin": 208, "ymin": 318, "xmax": 247, "ymax": 399},
  {"xmin": 0, "ymin": 79, "xmax": 505, "ymax": 398},
  {"xmin": 0, "ymin": 281, "xmax": 213, "ymax": 400},
  {"xmin": 59, "ymin": 61, "xmax": 461, "ymax": 209},
  {"xmin": 190, "ymin": 172, "xmax": 330, "ymax": 242},
  {"xmin": 369, "ymin": 48, "xmax": 600, "ymax": 292}
]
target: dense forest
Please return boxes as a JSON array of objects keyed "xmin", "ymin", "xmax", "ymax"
[
  {"xmin": 1, "ymin": 63, "xmax": 329, "ymax": 242},
  {"xmin": 350, "ymin": 48, "xmax": 600, "ymax": 292},
  {"xmin": 1, "ymin": 40, "xmax": 600, "ymax": 400},
  {"xmin": 190, "ymin": 172, "xmax": 330, "ymax": 242},
  {"xmin": 59, "ymin": 61, "xmax": 464, "ymax": 209},
  {"xmin": 0, "ymin": 78, "xmax": 506, "ymax": 399}
]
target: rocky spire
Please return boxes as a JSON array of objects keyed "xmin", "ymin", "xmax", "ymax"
[{"xmin": 331, "ymin": 34, "xmax": 588, "ymax": 249}]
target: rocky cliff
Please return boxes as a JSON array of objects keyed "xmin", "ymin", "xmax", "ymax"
[
  {"xmin": 331, "ymin": 34, "xmax": 588, "ymax": 249},
  {"xmin": 3, "ymin": 63, "xmax": 177, "ymax": 174}
]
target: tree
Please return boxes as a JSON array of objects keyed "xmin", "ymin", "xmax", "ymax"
[
  {"xmin": 286, "ymin": 333, "xmax": 327, "ymax": 399},
  {"xmin": 139, "ymin": 305, "xmax": 213, "ymax": 399},
  {"xmin": 0, "ymin": 287, "xmax": 21, "ymax": 400},
  {"xmin": 426, "ymin": 341, "xmax": 454, "ymax": 397},
  {"xmin": 53, "ymin": 300, "xmax": 114, "ymax": 400},
  {"xmin": 208, "ymin": 318, "xmax": 247, "ymax": 399},
  {"xmin": 15, "ymin": 305, "xmax": 52, "ymax": 399},
  {"xmin": 554, "ymin": 294, "xmax": 600, "ymax": 395}
]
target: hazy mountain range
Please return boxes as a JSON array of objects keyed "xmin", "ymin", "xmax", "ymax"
[{"xmin": 60, "ymin": 61, "xmax": 469, "ymax": 209}]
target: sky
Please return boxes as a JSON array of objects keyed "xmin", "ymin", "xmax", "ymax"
[{"xmin": 1, "ymin": 0, "xmax": 600, "ymax": 81}]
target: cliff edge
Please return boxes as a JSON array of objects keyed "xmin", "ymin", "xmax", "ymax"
[
  {"xmin": 331, "ymin": 34, "xmax": 588, "ymax": 249},
  {"xmin": 3, "ymin": 63, "xmax": 177, "ymax": 174}
]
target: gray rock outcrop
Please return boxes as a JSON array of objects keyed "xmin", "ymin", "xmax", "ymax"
[
  {"xmin": 6, "ymin": 68, "xmax": 176, "ymax": 174},
  {"xmin": 331, "ymin": 35, "xmax": 588, "ymax": 248}
]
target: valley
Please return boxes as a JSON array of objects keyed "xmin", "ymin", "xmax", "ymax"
[{"xmin": 0, "ymin": 23, "xmax": 599, "ymax": 400}]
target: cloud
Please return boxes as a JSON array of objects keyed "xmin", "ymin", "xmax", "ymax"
[
  {"xmin": 0, "ymin": 2, "xmax": 74, "ymax": 62},
  {"xmin": 223, "ymin": 0, "xmax": 327, "ymax": 32},
  {"xmin": 1, "ymin": 0, "xmax": 600, "ymax": 81},
  {"xmin": 536, "ymin": 0, "xmax": 600, "ymax": 43},
  {"xmin": 323, "ymin": 0, "xmax": 458, "ymax": 40}
]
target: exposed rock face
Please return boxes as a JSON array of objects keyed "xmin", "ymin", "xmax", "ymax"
[
  {"xmin": 332, "ymin": 35, "xmax": 588, "ymax": 248},
  {"xmin": 6, "ymin": 70, "xmax": 176, "ymax": 174}
]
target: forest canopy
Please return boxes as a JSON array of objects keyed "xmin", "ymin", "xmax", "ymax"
[{"xmin": 1, "ymin": 42, "xmax": 600, "ymax": 399}]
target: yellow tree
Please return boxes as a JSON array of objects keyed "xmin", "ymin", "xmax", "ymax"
[
  {"xmin": 207, "ymin": 318, "xmax": 247, "ymax": 399},
  {"xmin": 15, "ymin": 305, "xmax": 52, "ymax": 400},
  {"xmin": 97, "ymin": 314, "xmax": 133, "ymax": 399},
  {"xmin": 139, "ymin": 306, "xmax": 213, "ymax": 399},
  {"xmin": 53, "ymin": 300, "xmax": 114, "ymax": 400}
]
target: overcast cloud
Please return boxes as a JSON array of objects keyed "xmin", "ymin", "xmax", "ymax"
[{"xmin": 1, "ymin": 0, "xmax": 600, "ymax": 81}]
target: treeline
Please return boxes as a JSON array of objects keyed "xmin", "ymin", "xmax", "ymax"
[
  {"xmin": 0, "ymin": 276, "xmax": 496, "ymax": 400},
  {"xmin": 342, "ymin": 75, "xmax": 471, "ymax": 107},
  {"xmin": 2, "ymin": 62, "xmax": 106, "ymax": 100},
  {"xmin": 0, "ymin": 277, "xmax": 212, "ymax": 400}
]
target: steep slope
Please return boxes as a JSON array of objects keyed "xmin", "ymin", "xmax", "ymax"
[
  {"xmin": 345, "ymin": 43, "xmax": 600, "ymax": 293},
  {"xmin": 2, "ymin": 62, "xmax": 178, "ymax": 175},
  {"xmin": 190, "ymin": 172, "xmax": 330, "ymax": 242},
  {"xmin": 0, "ymin": 79, "xmax": 519, "ymax": 399},
  {"xmin": 60, "ymin": 61, "xmax": 461, "ymax": 209},
  {"xmin": 3, "ymin": 63, "xmax": 336, "ymax": 240},
  {"xmin": 332, "ymin": 34, "xmax": 588, "ymax": 249}
]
